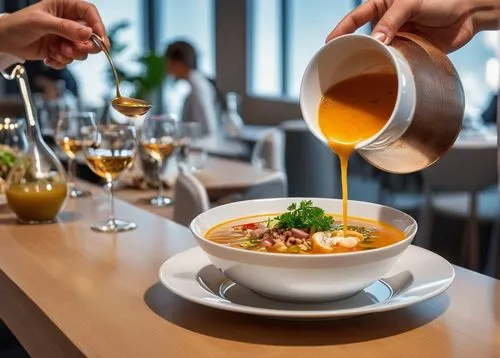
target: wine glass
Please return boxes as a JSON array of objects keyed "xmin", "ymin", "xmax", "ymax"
[
  {"xmin": 140, "ymin": 115, "xmax": 177, "ymax": 206},
  {"xmin": 55, "ymin": 112, "xmax": 96, "ymax": 198},
  {"xmin": 177, "ymin": 122, "xmax": 207, "ymax": 172},
  {"xmin": 0, "ymin": 117, "xmax": 28, "ymax": 153},
  {"xmin": 83, "ymin": 124, "xmax": 137, "ymax": 232}
]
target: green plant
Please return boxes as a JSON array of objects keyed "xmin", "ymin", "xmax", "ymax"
[{"xmin": 106, "ymin": 21, "xmax": 165, "ymax": 100}]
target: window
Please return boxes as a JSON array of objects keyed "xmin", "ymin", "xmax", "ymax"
[
  {"xmin": 285, "ymin": 0, "xmax": 355, "ymax": 97},
  {"xmin": 248, "ymin": 0, "xmax": 283, "ymax": 97},
  {"xmin": 69, "ymin": 0, "xmax": 143, "ymax": 108},
  {"xmin": 158, "ymin": 0, "xmax": 215, "ymax": 77},
  {"xmin": 159, "ymin": 0, "xmax": 215, "ymax": 117},
  {"xmin": 449, "ymin": 31, "xmax": 499, "ymax": 122},
  {"xmin": 248, "ymin": 0, "xmax": 363, "ymax": 99}
]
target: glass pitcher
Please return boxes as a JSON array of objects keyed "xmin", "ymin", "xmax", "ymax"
[{"xmin": 2, "ymin": 65, "xmax": 67, "ymax": 224}]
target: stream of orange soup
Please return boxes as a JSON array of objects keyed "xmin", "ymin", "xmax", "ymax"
[{"xmin": 318, "ymin": 73, "xmax": 398, "ymax": 233}]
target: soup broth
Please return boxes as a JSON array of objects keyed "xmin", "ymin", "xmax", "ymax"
[
  {"xmin": 206, "ymin": 212, "xmax": 405, "ymax": 254},
  {"xmin": 318, "ymin": 73, "xmax": 398, "ymax": 232}
]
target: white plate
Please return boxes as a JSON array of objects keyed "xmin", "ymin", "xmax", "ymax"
[
  {"xmin": 0, "ymin": 194, "xmax": 6, "ymax": 206},
  {"xmin": 159, "ymin": 245, "xmax": 455, "ymax": 320}
]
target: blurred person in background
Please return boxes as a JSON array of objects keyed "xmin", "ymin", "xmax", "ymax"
[
  {"xmin": 164, "ymin": 40, "xmax": 219, "ymax": 136},
  {"xmin": 24, "ymin": 60, "xmax": 80, "ymax": 135},
  {"xmin": 25, "ymin": 60, "xmax": 79, "ymax": 100}
]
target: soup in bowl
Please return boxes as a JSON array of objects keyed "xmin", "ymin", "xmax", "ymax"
[{"xmin": 190, "ymin": 198, "xmax": 417, "ymax": 302}]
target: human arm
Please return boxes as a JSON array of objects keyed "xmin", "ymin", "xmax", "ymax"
[{"xmin": 0, "ymin": 0, "xmax": 109, "ymax": 69}]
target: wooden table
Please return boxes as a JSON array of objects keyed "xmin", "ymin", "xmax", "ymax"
[
  {"xmin": 0, "ymin": 188, "xmax": 499, "ymax": 357},
  {"xmin": 114, "ymin": 156, "xmax": 279, "ymax": 219}
]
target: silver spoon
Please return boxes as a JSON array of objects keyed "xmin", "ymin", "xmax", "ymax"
[{"xmin": 90, "ymin": 33, "xmax": 152, "ymax": 118}]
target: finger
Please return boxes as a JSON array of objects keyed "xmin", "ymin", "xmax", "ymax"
[
  {"xmin": 72, "ymin": 40, "xmax": 102, "ymax": 54},
  {"xmin": 48, "ymin": 51, "xmax": 73, "ymax": 66},
  {"xmin": 326, "ymin": 0, "xmax": 384, "ymax": 42},
  {"xmin": 35, "ymin": 12, "xmax": 93, "ymax": 42},
  {"xmin": 59, "ymin": 41, "xmax": 89, "ymax": 61},
  {"xmin": 371, "ymin": 0, "xmax": 420, "ymax": 44},
  {"xmin": 43, "ymin": 57, "xmax": 66, "ymax": 70},
  {"xmin": 64, "ymin": 1, "xmax": 109, "ymax": 46}
]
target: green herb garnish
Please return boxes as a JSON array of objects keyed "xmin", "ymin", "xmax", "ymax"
[
  {"xmin": 238, "ymin": 238, "xmax": 261, "ymax": 249},
  {"xmin": 266, "ymin": 216, "xmax": 277, "ymax": 229},
  {"xmin": 275, "ymin": 200, "xmax": 333, "ymax": 232},
  {"xmin": 0, "ymin": 151, "xmax": 16, "ymax": 168}
]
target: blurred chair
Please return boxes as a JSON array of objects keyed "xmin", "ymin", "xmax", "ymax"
[
  {"xmin": 377, "ymin": 170, "xmax": 424, "ymax": 213},
  {"xmin": 250, "ymin": 128, "xmax": 285, "ymax": 172},
  {"xmin": 173, "ymin": 165, "xmax": 210, "ymax": 227},
  {"xmin": 218, "ymin": 127, "xmax": 287, "ymax": 204},
  {"xmin": 417, "ymin": 146, "xmax": 498, "ymax": 270},
  {"xmin": 280, "ymin": 120, "xmax": 340, "ymax": 198}
]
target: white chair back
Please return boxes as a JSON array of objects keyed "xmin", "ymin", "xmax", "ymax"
[
  {"xmin": 251, "ymin": 128, "xmax": 285, "ymax": 172},
  {"xmin": 173, "ymin": 166, "xmax": 210, "ymax": 227},
  {"xmin": 417, "ymin": 146, "xmax": 498, "ymax": 269}
]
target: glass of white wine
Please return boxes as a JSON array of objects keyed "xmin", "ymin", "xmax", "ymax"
[
  {"xmin": 83, "ymin": 124, "xmax": 137, "ymax": 232},
  {"xmin": 140, "ymin": 115, "xmax": 177, "ymax": 207},
  {"xmin": 55, "ymin": 112, "xmax": 96, "ymax": 198}
]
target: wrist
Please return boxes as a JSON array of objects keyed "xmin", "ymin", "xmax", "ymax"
[
  {"xmin": 0, "ymin": 13, "xmax": 25, "ymax": 68},
  {"xmin": 0, "ymin": 13, "xmax": 10, "ymax": 53}
]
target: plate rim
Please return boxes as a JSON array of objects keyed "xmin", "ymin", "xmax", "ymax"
[{"xmin": 158, "ymin": 245, "xmax": 455, "ymax": 319}]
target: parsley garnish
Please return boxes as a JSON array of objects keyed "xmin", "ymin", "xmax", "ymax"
[
  {"xmin": 0, "ymin": 151, "xmax": 16, "ymax": 168},
  {"xmin": 274, "ymin": 200, "xmax": 333, "ymax": 232}
]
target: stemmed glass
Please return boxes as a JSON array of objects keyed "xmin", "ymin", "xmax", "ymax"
[
  {"xmin": 140, "ymin": 115, "xmax": 177, "ymax": 206},
  {"xmin": 83, "ymin": 124, "xmax": 137, "ymax": 232},
  {"xmin": 55, "ymin": 112, "xmax": 95, "ymax": 198},
  {"xmin": 177, "ymin": 122, "xmax": 207, "ymax": 172},
  {"xmin": 0, "ymin": 117, "xmax": 28, "ymax": 152}
]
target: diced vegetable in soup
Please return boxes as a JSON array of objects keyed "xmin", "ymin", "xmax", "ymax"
[{"xmin": 206, "ymin": 200, "xmax": 405, "ymax": 254}]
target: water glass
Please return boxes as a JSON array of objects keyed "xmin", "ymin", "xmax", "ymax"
[
  {"xmin": 177, "ymin": 122, "xmax": 207, "ymax": 171},
  {"xmin": 140, "ymin": 115, "xmax": 178, "ymax": 207}
]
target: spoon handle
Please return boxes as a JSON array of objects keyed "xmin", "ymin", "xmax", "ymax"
[{"xmin": 91, "ymin": 33, "xmax": 121, "ymax": 98}]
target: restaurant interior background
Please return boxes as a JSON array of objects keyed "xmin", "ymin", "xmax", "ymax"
[{"xmin": 0, "ymin": 0, "xmax": 499, "ymax": 277}]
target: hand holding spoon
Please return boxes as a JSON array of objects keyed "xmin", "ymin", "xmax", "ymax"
[{"xmin": 90, "ymin": 33, "xmax": 152, "ymax": 118}]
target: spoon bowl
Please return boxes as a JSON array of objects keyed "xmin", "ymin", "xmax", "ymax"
[
  {"xmin": 91, "ymin": 33, "xmax": 153, "ymax": 118},
  {"xmin": 111, "ymin": 97, "xmax": 152, "ymax": 118}
]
